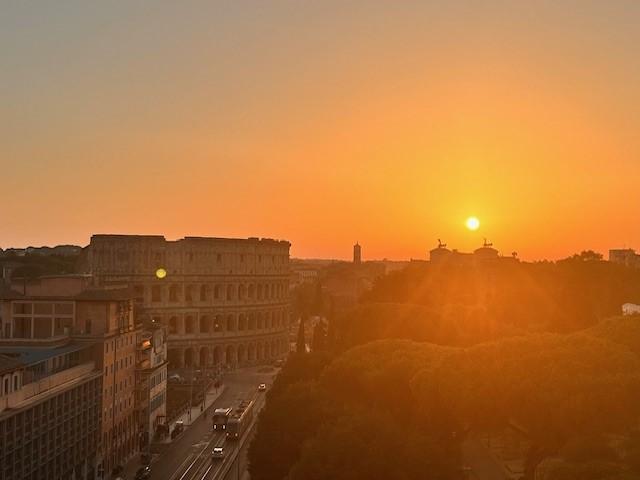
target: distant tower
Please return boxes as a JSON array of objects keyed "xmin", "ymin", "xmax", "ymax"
[{"xmin": 353, "ymin": 242, "xmax": 362, "ymax": 264}]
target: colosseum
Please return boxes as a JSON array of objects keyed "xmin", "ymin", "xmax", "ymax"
[{"xmin": 84, "ymin": 234, "xmax": 291, "ymax": 370}]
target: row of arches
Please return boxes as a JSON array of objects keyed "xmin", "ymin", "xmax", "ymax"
[
  {"xmin": 165, "ymin": 310, "xmax": 289, "ymax": 336},
  {"xmin": 141, "ymin": 281, "xmax": 289, "ymax": 305},
  {"xmin": 168, "ymin": 337, "xmax": 289, "ymax": 368}
]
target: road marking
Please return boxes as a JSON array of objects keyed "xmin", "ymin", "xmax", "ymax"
[
  {"xmin": 199, "ymin": 464, "xmax": 213, "ymax": 480},
  {"xmin": 169, "ymin": 453, "xmax": 195, "ymax": 480},
  {"xmin": 173, "ymin": 433, "xmax": 222, "ymax": 480}
]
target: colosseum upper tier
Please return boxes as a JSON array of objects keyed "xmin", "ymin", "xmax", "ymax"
[{"xmin": 86, "ymin": 234, "xmax": 291, "ymax": 369}]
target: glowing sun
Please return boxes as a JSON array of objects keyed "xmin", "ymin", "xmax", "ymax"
[{"xmin": 466, "ymin": 217, "xmax": 480, "ymax": 231}]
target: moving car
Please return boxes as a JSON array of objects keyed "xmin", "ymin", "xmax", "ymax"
[
  {"xmin": 135, "ymin": 465, "xmax": 152, "ymax": 479},
  {"xmin": 258, "ymin": 383, "xmax": 267, "ymax": 392},
  {"xmin": 211, "ymin": 447, "xmax": 224, "ymax": 460},
  {"xmin": 171, "ymin": 420, "xmax": 184, "ymax": 439}
]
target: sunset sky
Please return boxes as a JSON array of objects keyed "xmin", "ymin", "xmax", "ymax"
[{"xmin": 2, "ymin": 1, "xmax": 640, "ymax": 260}]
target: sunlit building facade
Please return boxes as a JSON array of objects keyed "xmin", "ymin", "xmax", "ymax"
[
  {"xmin": 84, "ymin": 235, "xmax": 291, "ymax": 371},
  {"xmin": 0, "ymin": 346, "xmax": 101, "ymax": 480},
  {"xmin": 0, "ymin": 276, "xmax": 142, "ymax": 479},
  {"xmin": 134, "ymin": 323, "xmax": 168, "ymax": 450}
]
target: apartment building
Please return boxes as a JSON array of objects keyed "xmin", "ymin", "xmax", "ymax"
[
  {"xmin": 135, "ymin": 322, "xmax": 168, "ymax": 451},
  {"xmin": 0, "ymin": 342, "xmax": 101, "ymax": 480},
  {"xmin": 1, "ymin": 275, "xmax": 143, "ymax": 479}
]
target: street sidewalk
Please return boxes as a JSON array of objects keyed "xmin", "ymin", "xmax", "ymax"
[{"xmin": 121, "ymin": 382, "xmax": 226, "ymax": 479}]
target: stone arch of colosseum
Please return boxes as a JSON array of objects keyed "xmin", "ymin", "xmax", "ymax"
[{"xmin": 167, "ymin": 335, "xmax": 289, "ymax": 369}]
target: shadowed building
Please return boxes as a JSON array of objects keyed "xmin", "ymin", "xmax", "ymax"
[
  {"xmin": 429, "ymin": 240, "xmax": 516, "ymax": 266},
  {"xmin": 83, "ymin": 235, "xmax": 291, "ymax": 371},
  {"xmin": 609, "ymin": 248, "xmax": 640, "ymax": 268}
]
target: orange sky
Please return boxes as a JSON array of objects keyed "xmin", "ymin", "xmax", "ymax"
[{"xmin": 2, "ymin": 2, "xmax": 640, "ymax": 260}]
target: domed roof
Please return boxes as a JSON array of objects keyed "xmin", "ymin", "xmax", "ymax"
[{"xmin": 473, "ymin": 246, "xmax": 499, "ymax": 260}]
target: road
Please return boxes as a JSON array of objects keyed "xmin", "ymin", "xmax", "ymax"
[{"xmin": 151, "ymin": 366, "xmax": 276, "ymax": 480}]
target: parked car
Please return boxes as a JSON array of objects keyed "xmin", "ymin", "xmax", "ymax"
[{"xmin": 258, "ymin": 383, "xmax": 267, "ymax": 392}]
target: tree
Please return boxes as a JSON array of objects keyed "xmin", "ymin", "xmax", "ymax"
[
  {"xmin": 248, "ymin": 382, "xmax": 327, "ymax": 480},
  {"xmin": 311, "ymin": 321, "xmax": 327, "ymax": 352},
  {"xmin": 296, "ymin": 319, "xmax": 306, "ymax": 354},
  {"xmin": 313, "ymin": 280, "xmax": 324, "ymax": 315},
  {"xmin": 288, "ymin": 409, "xmax": 458, "ymax": 480}
]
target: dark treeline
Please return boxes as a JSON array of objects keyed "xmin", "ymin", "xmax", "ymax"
[
  {"xmin": 359, "ymin": 252, "xmax": 640, "ymax": 336},
  {"xmin": 0, "ymin": 251, "xmax": 80, "ymax": 279},
  {"xmin": 249, "ymin": 254, "xmax": 640, "ymax": 480}
]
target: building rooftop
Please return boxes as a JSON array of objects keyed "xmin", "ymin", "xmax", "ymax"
[
  {"xmin": 90, "ymin": 234, "xmax": 290, "ymax": 245},
  {"xmin": 74, "ymin": 287, "xmax": 133, "ymax": 301},
  {"xmin": 0, "ymin": 284, "xmax": 132, "ymax": 302},
  {"xmin": 0, "ymin": 342, "xmax": 89, "ymax": 366},
  {"xmin": 0, "ymin": 354, "xmax": 24, "ymax": 374},
  {"xmin": 0, "ymin": 284, "xmax": 24, "ymax": 300}
]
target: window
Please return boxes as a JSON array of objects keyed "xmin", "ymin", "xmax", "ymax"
[
  {"xmin": 169, "ymin": 285, "xmax": 179, "ymax": 302},
  {"xmin": 54, "ymin": 303, "xmax": 73, "ymax": 315},
  {"xmin": 152, "ymin": 286, "xmax": 161, "ymax": 302},
  {"xmin": 13, "ymin": 303, "xmax": 32, "ymax": 315},
  {"xmin": 34, "ymin": 303, "xmax": 53, "ymax": 315},
  {"xmin": 185, "ymin": 317, "xmax": 194, "ymax": 334},
  {"xmin": 134, "ymin": 285, "xmax": 144, "ymax": 303}
]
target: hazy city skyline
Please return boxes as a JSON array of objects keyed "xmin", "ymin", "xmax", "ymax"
[{"xmin": 3, "ymin": 1, "xmax": 640, "ymax": 260}]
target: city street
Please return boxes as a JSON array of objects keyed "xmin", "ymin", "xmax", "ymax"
[{"xmin": 146, "ymin": 366, "xmax": 277, "ymax": 480}]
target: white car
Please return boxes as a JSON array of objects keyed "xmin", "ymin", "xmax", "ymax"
[
  {"xmin": 258, "ymin": 383, "xmax": 267, "ymax": 392},
  {"xmin": 212, "ymin": 447, "xmax": 224, "ymax": 460}
]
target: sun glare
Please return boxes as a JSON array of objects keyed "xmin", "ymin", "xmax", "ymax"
[{"xmin": 466, "ymin": 217, "xmax": 480, "ymax": 231}]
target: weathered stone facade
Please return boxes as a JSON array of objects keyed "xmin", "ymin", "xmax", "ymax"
[{"xmin": 85, "ymin": 235, "xmax": 291, "ymax": 370}]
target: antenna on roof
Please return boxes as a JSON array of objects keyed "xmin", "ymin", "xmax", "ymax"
[{"xmin": 438, "ymin": 239, "xmax": 447, "ymax": 248}]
